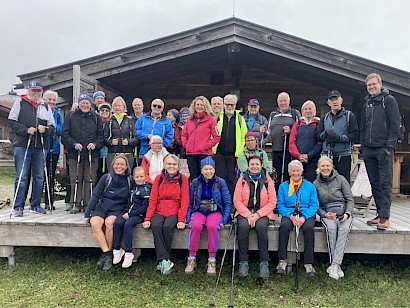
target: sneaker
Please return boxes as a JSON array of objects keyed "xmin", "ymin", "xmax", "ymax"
[
  {"xmin": 184, "ymin": 257, "xmax": 197, "ymax": 274},
  {"xmin": 45, "ymin": 204, "xmax": 56, "ymax": 211},
  {"xmin": 366, "ymin": 216, "xmax": 380, "ymax": 226},
  {"xmin": 326, "ymin": 264, "xmax": 339, "ymax": 280},
  {"xmin": 238, "ymin": 261, "xmax": 249, "ymax": 277},
  {"xmin": 113, "ymin": 249, "xmax": 125, "ymax": 265},
  {"xmin": 29, "ymin": 206, "xmax": 47, "ymax": 214},
  {"xmin": 336, "ymin": 264, "xmax": 344, "ymax": 278},
  {"xmin": 122, "ymin": 252, "xmax": 134, "ymax": 268},
  {"xmin": 102, "ymin": 254, "xmax": 113, "ymax": 271},
  {"xmin": 259, "ymin": 261, "xmax": 270, "ymax": 278},
  {"xmin": 276, "ymin": 260, "xmax": 287, "ymax": 275},
  {"xmin": 156, "ymin": 263, "xmax": 162, "ymax": 272},
  {"xmin": 377, "ymin": 218, "xmax": 390, "ymax": 230},
  {"xmin": 304, "ymin": 264, "xmax": 316, "ymax": 277},
  {"xmin": 12, "ymin": 208, "xmax": 24, "ymax": 217},
  {"xmin": 97, "ymin": 254, "xmax": 105, "ymax": 269},
  {"xmin": 207, "ymin": 259, "xmax": 216, "ymax": 276},
  {"xmin": 65, "ymin": 203, "xmax": 73, "ymax": 211},
  {"xmin": 161, "ymin": 259, "xmax": 174, "ymax": 275},
  {"xmin": 70, "ymin": 205, "xmax": 81, "ymax": 214}
]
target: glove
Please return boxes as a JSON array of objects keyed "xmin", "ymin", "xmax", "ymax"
[{"xmin": 325, "ymin": 129, "xmax": 340, "ymax": 142}]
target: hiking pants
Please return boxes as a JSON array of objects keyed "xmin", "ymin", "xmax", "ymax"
[
  {"xmin": 150, "ymin": 214, "xmax": 178, "ymax": 261},
  {"xmin": 113, "ymin": 215, "xmax": 144, "ymax": 253},
  {"xmin": 322, "ymin": 216, "xmax": 352, "ymax": 265}
]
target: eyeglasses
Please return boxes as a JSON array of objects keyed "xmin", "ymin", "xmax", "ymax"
[
  {"xmin": 248, "ymin": 105, "xmax": 258, "ymax": 108},
  {"xmin": 245, "ymin": 139, "xmax": 256, "ymax": 142},
  {"xmin": 225, "ymin": 104, "xmax": 235, "ymax": 107},
  {"xmin": 100, "ymin": 109, "xmax": 110, "ymax": 112},
  {"xmin": 152, "ymin": 104, "xmax": 163, "ymax": 109},
  {"xmin": 151, "ymin": 142, "xmax": 162, "ymax": 145}
]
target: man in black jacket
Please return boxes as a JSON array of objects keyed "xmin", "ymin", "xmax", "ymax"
[
  {"xmin": 62, "ymin": 94, "xmax": 104, "ymax": 214},
  {"xmin": 361, "ymin": 73, "xmax": 401, "ymax": 230}
]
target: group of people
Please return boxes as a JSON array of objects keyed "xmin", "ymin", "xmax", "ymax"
[{"xmin": 8, "ymin": 73, "xmax": 401, "ymax": 279}]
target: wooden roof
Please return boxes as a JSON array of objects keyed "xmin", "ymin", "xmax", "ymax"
[{"xmin": 17, "ymin": 17, "xmax": 410, "ymax": 101}]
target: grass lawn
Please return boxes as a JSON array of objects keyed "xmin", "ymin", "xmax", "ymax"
[
  {"xmin": 0, "ymin": 167, "xmax": 15, "ymax": 186},
  {"xmin": 1, "ymin": 247, "xmax": 409, "ymax": 307}
]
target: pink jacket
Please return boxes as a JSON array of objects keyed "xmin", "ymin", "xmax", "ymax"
[
  {"xmin": 181, "ymin": 114, "xmax": 220, "ymax": 155},
  {"xmin": 233, "ymin": 171, "xmax": 276, "ymax": 221}
]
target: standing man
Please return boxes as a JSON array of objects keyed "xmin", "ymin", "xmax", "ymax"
[
  {"xmin": 62, "ymin": 94, "xmax": 103, "ymax": 214},
  {"xmin": 317, "ymin": 90, "xmax": 358, "ymax": 183},
  {"xmin": 265, "ymin": 92, "xmax": 301, "ymax": 192},
  {"xmin": 213, "ymin": 94, "xmax": 247, "ymax": 195},
  {"xmin": 211, "ymin": 96, "xmax": 223, "ymax": 118},
  {"xmin": 8, "ymin": 80, "xmax": 55, "ymax": 217},
  {"xmin": 243, "ymin": 98, "xmax": 268, "ymax": 145},
  {"xmin": 135, "ymin": 98, "xmax": 173, "ymax": 161},
  {"xmin": 93, "ymin": 91, "xmax": 106, "ymax": 111},
  {"xmin": 130, "ymin": 97, "xmax": 144, "ymax": 121},
  {"xmin": 362, "ymin": 73, "xmax": 401, "ymax": 230}
]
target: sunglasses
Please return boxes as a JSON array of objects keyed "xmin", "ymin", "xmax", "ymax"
[{"xmin": 152, "ymin": 104, "xmax": 163, "ymax": 109}]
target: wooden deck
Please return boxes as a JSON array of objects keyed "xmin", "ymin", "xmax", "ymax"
[{"xmin": 0, "ymin": 198, "xmax": 410, "ymax": 265}]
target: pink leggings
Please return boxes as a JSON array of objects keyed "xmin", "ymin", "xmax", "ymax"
[{"xmin": 188, "ymin": 211, "xmax": 222, "ymax": 258}]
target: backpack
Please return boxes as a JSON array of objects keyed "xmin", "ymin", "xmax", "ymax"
[
  {"xmin": 157, "ymin": 172, "xmax": 183, "ymax": 187},
  {"xmin": 381, "ymin": 97, "xmax": 405, "ymax": 143},
  {"xmin": 103, "ymin": 173, "xmax": 132, "ymax": 195},
  {"xmin": 193, "ymin": 176, "xmax": 221, "ymax": 201},
  {"xmin": 324, "ymin": 110, "xmax": 351, "ymax": 127},
  {"xmin": 267, "ymin": 108, "xmax": 300, "ymax": 128}
]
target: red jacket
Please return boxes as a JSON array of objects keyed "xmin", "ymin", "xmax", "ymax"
[
  {"xmin": 181, "ymin": 114, "xmax": 220, "ymax": 155},
  {"xmin": 233, "ymin": 171, "xmax": 276, "ymax": 221},
  {"xmin": 144, "ymin": 171, "xmax": 189, "ymax": 222}
]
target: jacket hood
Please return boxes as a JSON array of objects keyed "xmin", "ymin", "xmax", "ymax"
[
  {"xmin": 134, "ymin": 181, "xmax": 152, "ymax": 190},
  {"xmin": 365, "ymin": 88, "xmax": 390, "ymax": 102}
]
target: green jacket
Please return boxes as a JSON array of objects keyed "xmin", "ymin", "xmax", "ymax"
[{"xmin": 237, "ymin": 148, "xmax": 270, "ymax": 173}]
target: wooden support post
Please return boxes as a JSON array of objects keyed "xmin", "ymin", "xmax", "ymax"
[{"xmin": 73, "ymin": 65, "xmax": 81, "ymax": 107}]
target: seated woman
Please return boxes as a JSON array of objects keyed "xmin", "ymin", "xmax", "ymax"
[
  {"xmin": 276, "ymin": 160, "xmax": 319, "ymax": 277},
  {"xmin": 237, "ymin": 131, "xmax": 270, "ymax": 174},
  {"xmin": 141, "ymin": 135, "xmax": 169, "ymax": 183},
  {"xmin": 112, "ymin": 167, "xmax": 152, "ymax": 268},
  {"xmin": 185, "ymin": 156, "xmax": 231, "ymax": 275},
  {"xmin": 234, "ymin": 155, "xmax": 276, "ymax": 278},
  {"xmin": 313, "ymin": 156, "xmax": 353, "ymax": 280},
  {"xmin": 142, "ymin": 154, "xmax": 189, "ymax": 275},
  {"xmin": 84, "ymin": 155, "xmax": 131, "ymax": 271}
]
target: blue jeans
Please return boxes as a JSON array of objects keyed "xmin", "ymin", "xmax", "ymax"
[{"xmin": 13, "ymin": 147, "xmax": 45, "ymax": 210}]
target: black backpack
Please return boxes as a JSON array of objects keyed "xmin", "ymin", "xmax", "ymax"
[{"xmin": 382, "ymin": 97, "xmax": 405, "ymax": 143}]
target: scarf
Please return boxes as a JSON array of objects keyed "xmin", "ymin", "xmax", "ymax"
[
  {"xmin": 319, "ymin": 170, "xmax": 334, "ymax": 182},
  {"xmin": 113, "ymin": 112, "xmax": 127, "ymax": 125},
  {"xmin": 288, "ymin": 177, "xmax": 303, "ymax": 196},
  {"xmin": 20, "ymin": 94, "xmax": 41, "ymax": 108},
  {"xmin": 194, "ymin": 111, "xmax": 206, "ymax": 119}
]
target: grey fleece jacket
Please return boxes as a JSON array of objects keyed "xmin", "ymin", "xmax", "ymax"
[{"xmin": 313, "ymin": 169, "xmax": 354, "ymax": 218}]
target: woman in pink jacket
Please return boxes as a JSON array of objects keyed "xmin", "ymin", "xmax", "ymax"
[
  {"xmin": 181, "ymin": 96, "xmax": 220, "ymax": 181},
  {"xmin": 233, "ymin": 155, "xmax": 276, "ymax": 278}
]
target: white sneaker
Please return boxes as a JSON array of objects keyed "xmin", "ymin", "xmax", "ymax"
[
  {"xmin": 113, "ymin": 249, "xmax": 125, "ymax": 265},
  {"xmin": 327, "ymin": 264, "xmax": 339, "ymax": 280},
  {"xmin": 122, "ymin": 252, "xmax": 134, "ymax": 268},
  {"xmin": 337, "ymin": 264, "xmax": 344, "ymax": 278}
]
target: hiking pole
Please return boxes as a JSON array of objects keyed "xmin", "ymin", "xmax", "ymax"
[
  {"xmin": 293, "ymin": 185, "xmax": 301, "ymax": 294},
  {"xmin": 41, "ymin": 135, "xmax": 52, "ymax": 214},
  {"xmin": 48, "ymin": 148, "xmax": 55, "ymax": 211},
  {"xmin": 228, "ymin": 219, "xmax": 237, "ymax": 308},
  {"xmin": 209, "ymin": 223, "xmax": 234, "ymax": 308},
  {"xmin": 280, "ymin": 134, "xmax": 287, "ymax": 183},
  {"xmin": 10, "ymin": 135, "xmax": 32, "ymax": 218},
  {"xmin": 88, "ymin": 149, "xmax": 93, "ymax": 196},
  {"xmin": 71, "ymin": 150, "xmax": 81, "ymax": 213}
]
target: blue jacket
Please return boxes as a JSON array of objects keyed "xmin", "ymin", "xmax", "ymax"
[
  {"xmin": 135, "ymin": 112, "xmax": 173, "ymax": 156},
  {"xmin": 276, "ymin": 179, "xmax": 319, "ymax": 219},
  {"xmin": 186, "ymin": 175, "xmax": 232, "ymax": 224},
  {"xmin": 47, "ymin": 106, "xmax": 63, "ymax": 154},
  {"xmin": 126, "ymin": 182, "xmax": 151, "ymax": 218},
  {"xmin": 318, "ymin": 108, "xmax": 358, "ymax": 157},
  {"xmin": 84, "ymin": 169, "xmax": 131, "ymax": 218}
]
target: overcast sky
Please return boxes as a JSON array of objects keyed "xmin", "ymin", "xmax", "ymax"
[{"xmin": 1, "ymin": 0, "xmax": 409, "ymax": 94}]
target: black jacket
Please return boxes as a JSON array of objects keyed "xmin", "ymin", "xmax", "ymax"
[
  {"xmin": 103, "ymin": 115, "xmax": 138, "ymax": 154},
  {"xmin": 360, "ymin": 88, "xmax": 400, "ymax": 149},
  {"xmin": 61, "ymin": 109, "xmax": 104, "ymax": 159}
]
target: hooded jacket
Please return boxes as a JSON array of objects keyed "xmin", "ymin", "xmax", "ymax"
[
  {"xmin": 104, "ymin": 114, "xmax": 138, "ymax": 154},
  {"xmin": 126, "ymin": 182, "xmax": 152, "ymax": 218},
  {"xmin": 360, "ymin": 88, "xmax": 400, "ymax": 149},
  {"xmin": 313, "ymin": 169, "xmax": 354, "ymax": 218},
  {"xmin": 289, "ymin": 117, "xmax": 322, "ymax": 161}
]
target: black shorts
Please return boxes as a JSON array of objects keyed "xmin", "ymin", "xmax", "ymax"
[{"xmin": 91, "ymin": 209, "xmax": 123, "ymax": 220}]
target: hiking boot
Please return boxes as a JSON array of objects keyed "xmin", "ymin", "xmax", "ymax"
[
  {"xmin": 70, "ymin": 205, "xmax": 81, "ymax": 214},
  {"xmin": 161, "ymin": 259, "xmax": 174, "ymax": 275},
  {"xmin": 102, "ymin": 254, "xmax": 113, "ymax": 271},
  {"xmin": 97, "ymin": 254, "xmax": 105, "ymax": 269},
  {"xmin": 366, "ymin": 216, "xmax": 380, "ymax": 226},
  {"xmin": 65, "ymin": 203, "xmax": 73, "ymax": 211},
  {"xmin": 276, "ymin": 260, "xmax": 287, "ymax": 275},
  {"xmin": 184, "ymin": 257, "xmax": 197, "ymax": 274},
  {"xmin": 113, "ymin": 249, "xmax": 125, "ymax": 265},
  {"xmin": 304, "ymin": 264, "xmax": 316, "ymax": 277},
  {"xmin": 45, "ymin": 204, "xmax": 56, "ymax": 211},
  {"xmin": 326, "ymin": 264, "xmax": 339, "ymax": 280},
  {"xmin": 259, "ymin": 261, "xmax": 270, "ymax": 278},
  {"xmin": 207, "ymin": 259, "xmax": 216, "ymax": 276},
  {"xmin": 29, "ymin": 206, "xmax": 47, "ymax": 214},
  {"xmin": 336, "ymin": 264, "xmax": 344, "ymax": 278},
  {"xmin": 238, "ymin": 261, "xmax": 249, "ymax": 277},
  {"xmin": 377, "ymin": 218, "xmax": 390, "ymax": 230},
  {"xmin": 122, "ymin": 252, "xmax": 134, "ymax": 268},
  {"xmin": 12, "ymin": 208, "xmax": 24, "ymax": 217}
]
